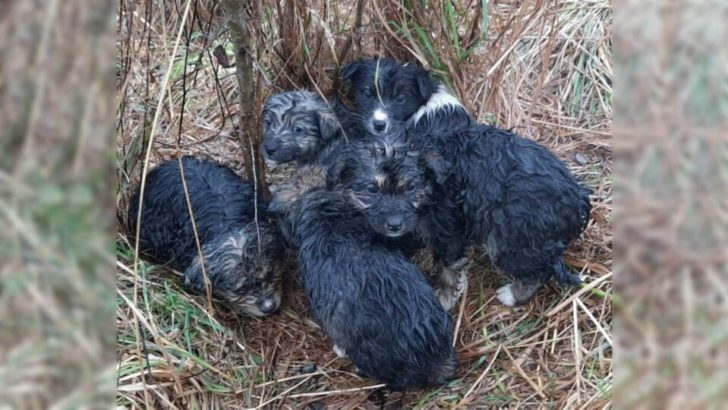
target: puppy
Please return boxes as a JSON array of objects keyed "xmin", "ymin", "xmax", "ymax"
[
  {"xmin": 343, "ymin": 58, "xmax": 592, "ymax": 308},
  {"xmin": 341, "ymin": 57, "xmax": 472, "ymax": 137},
  {"xmin": 127, "ymin": 157, "xmax": 285, "ymax": 317},
  {"xmin": 324, "ymin": 129, "xmax": 431, "ymax": 257},
  {"xmin": 261, "ymin": 90, "xmax": 365, "ymax": 166},
  {"xmin": 270, "ymin": 170, "xmax": 456, "ymax": 390}
]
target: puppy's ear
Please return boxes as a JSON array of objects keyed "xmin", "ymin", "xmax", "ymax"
[
  {"xmin": 266, "ymin": 197, "xmax": 287, "ymax": 215},
  {"xmin": 326, "ymin": 159, "xmax": 355, "ymax": 189},
  {"xmin": 183, "ymin": 260, "xmax": 206, "ymax": 294},
  {"xmin": 341, "ymin": 61, "xmax": 363, "ymax": 85},
  {"xmin": 415, "ymin": 69, "xmax": 437, "ymax": 101},
  {"xmin": 317, "ymin": 111, "xmax": 343, "ymax": 141},
  {"xmin": 419, "ymin": 149, "xmax": 450, "ymax": 185}
]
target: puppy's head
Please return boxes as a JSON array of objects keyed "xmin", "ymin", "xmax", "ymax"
[
  {"xmin": 262, "ymin": 91, "xmax": 343, "ymax": 165},
  {"xmin": 341, "ymin": 58, "xmax": 437, "ymax": 136},
  {"xmin": 184, "ymin": 224, "xmax": 285, "ymax": 317},
  {"xmin": 328, "ymin": 134, "xmax": 433, "ymax": 238}
]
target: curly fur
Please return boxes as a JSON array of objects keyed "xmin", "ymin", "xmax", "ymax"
[
  {"xmin": 322, "ymin": 130, "xmax": 432, "ymax": 257},
  {"xmin": 341, "ymin": 57, "xmax": 472, "ymax": 137},
  {"xmin": 127, "ymin": 157, "xmax": 285, "ymax": 317},
  {"xmin": 415, "ymin": 124, "xmax": 592, "ymax": 306},
  {"xmin": 343, "ymin": 58, "xmax": 592, "ymax": 307},
  {"xmin": 268, "ymin": 164, "xmax": 328, "ymax": 214},
  {"xmin": 262, "ymin": 90, "xmax": 365, "ymax": 165},
  {"xmin": 274, "ymin": 185, "xmax": 456, "ymax": 390}
]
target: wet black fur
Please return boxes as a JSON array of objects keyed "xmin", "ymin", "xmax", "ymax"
[
  {"xmin": 277, "ymin": 187, "xmax": 456, "ymax": 390},
  {"xmin": 415, "ymin": 124, "xmax": 593, "ymax": 303},
  {"xmin": 127, "ymin": 157, "xmax": 285, "ymax": 317},
  {"xmin": 342, "ymin": 58, "xmax": 434, "ymax": 135},
  {"xmin": 343, "ymin": 58, "xmax": 592, "ymax": 304},
  {"xmin": 323, "ymin": 129, "xmax": 433, "ymax": 256}
]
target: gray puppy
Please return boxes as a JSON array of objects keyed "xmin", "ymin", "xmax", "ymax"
[{"xmin": 262, "ymin": 90, "xmax": 364, "ymax": 166}]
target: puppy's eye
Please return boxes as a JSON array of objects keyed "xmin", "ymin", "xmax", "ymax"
[
  {"xmin": 405, "ymin": 182, "xmax": 416, "ymax": 192},
  {"xmin": 396, "ymin": 94, "xmax": 406, "ymax": 104},
  {"xmin": 292, "ymin": 126, "xmax": 303, "ymax": 134},
  {"xmin": 363, "ymin": 88, "xmax": 374, "ymax": 98},
  {"xmin": 366, "ymin": 184, "xmax": 378, "ymax": 194},
  {"xmin": 263, "ymin": 117, "xmax": 272, "ymax": 128}
]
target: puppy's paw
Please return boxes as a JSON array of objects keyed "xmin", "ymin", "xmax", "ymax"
[
  {"xmin": 557, "ymin": 271, "xmax": 584, "ymax": 285},
  {"xmin": 496, "ymin": 284, "xmax": 516, "ymax": 307},
  {"xmin": 435, "ymin": 287, "xmax": 459, "ymax": 311},
  {"xmin": 449, "ymin": 256, "xmax": 471, "ymax": 271},
  {"xmin": 435, "ymin": 270, "xmax": 468, "ymax": 310},
  {"xmin": 333, "ymin": 345, "xmax": 347, "ymax": 359}
]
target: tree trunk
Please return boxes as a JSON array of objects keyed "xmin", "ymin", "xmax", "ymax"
[{"xmin": 221, "ymin": 0, "xmax": 270, "ymax": 200}]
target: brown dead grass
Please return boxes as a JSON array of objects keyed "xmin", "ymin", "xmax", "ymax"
[{"xmin": 116, "ymin": 0, "xmax": 612, "ymax": 408}]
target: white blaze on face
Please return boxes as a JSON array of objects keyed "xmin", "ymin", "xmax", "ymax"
[
  {"xmin": 373, "ymin": 108, "xmax": 388, "ymax": 122},
  {"xmin": 372, "ymin": 108, "xmax": 389, "ymax": 133}
]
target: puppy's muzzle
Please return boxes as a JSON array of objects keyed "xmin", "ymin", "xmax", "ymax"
[
  {"xmin": 385, "ymin": 214, "xmax": 404, "ymax": 234},
  {"xmin": 370, "ymin": 109, "xmax": 390, "ymax": 134},
  {"xmin": 263, "ymin": 138, "xmax": 281, "ymax": 158},
  {"xmin": 255, "ymin": 293, "xmax": 280, "ymax": 315}
]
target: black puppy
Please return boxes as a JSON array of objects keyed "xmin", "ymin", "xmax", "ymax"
[
  {"xmin": 270, "ymin": 170, "xmax": 456, "ymax": 390},
  {"xmin": 261, "ymin": 90, "xmax": 365, "ymax": 166},
  {"xmin": 324, "ymin": 129, "xmax": 431, "ymax": 257},
  {"xmin": 342, "ymin": 58, "xmax": 592, "ymax": 308},
  {"xmin": 127, "ymin": 157, "xmax": 285, "ymax": 317},
  {"xmin": 417, "ymin": 128, "xmax": 592, "ymax": 307},
  {"xmin": 341, "ymin": 57, "xmax": 471, "ymax": 137}
]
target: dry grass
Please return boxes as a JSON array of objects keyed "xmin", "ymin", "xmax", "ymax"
[{"xmin": 116, "ymin": 0, "xmax": 612, "ymax": 408}]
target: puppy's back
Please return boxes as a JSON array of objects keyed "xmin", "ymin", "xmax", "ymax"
[
  {"xmin": 127, "ymin": 157, "xmax": 263, "ymax": 268},
  {"xmin": 344, "ymin": 253, "xmax": 457, "ymax": 389},
  {"xmin": 286, "ymin": 189, "xmax": 456, "ymax": 389}
]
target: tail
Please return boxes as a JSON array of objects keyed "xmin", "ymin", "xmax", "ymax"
[{"xmin": 554, "ymin": 259, "xmax": 582, "ymax": 285}]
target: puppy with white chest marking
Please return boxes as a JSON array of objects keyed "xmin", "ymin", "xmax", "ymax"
[
  {"xmin": 341, "ymin": 57, "xmax": 472, "ymax": 137},
  {"xmin": 342, "ymin": 58, "xmax": 592, "ymax": 309},
  {"xmin": 269, "ymin": 170, "xmax": 456, "ymax": 390}
]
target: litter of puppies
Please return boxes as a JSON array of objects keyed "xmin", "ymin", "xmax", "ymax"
[{"xmin": 126, "ymin": 57, "xmax": 592, "ymax": 391}]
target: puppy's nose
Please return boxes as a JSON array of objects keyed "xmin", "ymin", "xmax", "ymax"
[
  {"xmin": 263, "ymin": 139, "xmax": 280, "ymax": 156},
  {"xmin": 386, "ymin": 215, "xmax": 403, "ymax": 232},
  {"xmin": 372, "ymin": 119, "xmax": 387, "ymax": 132},
  {"xmin": 256, "ymin": 296, "xmax": 279, "ymax": 315}
]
